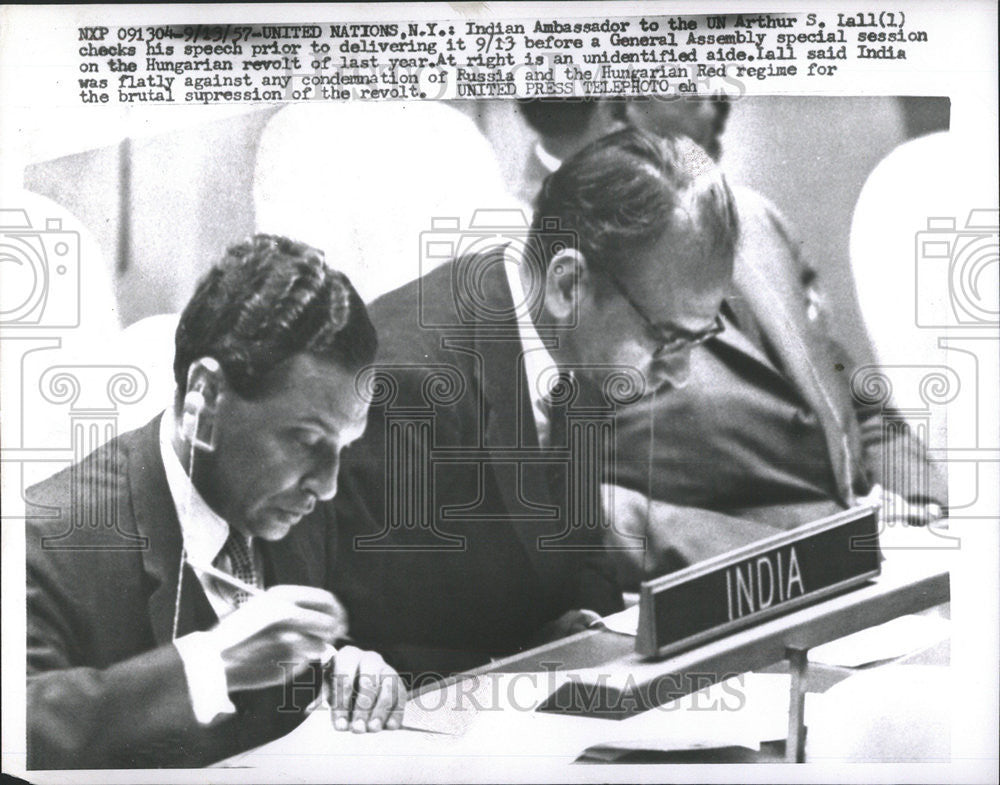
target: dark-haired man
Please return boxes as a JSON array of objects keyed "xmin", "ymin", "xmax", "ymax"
[
  {"xmin": 26, "ymin": 235, "xmax": 404, "ymax": 769},
  {"xmin": 330, "ymin": 128, "xmax": 739, "ymax": 676},
  {"xmin": 515, "ymin": 95, "xmax": 729, "ymax": 206},
  {"xmin": 515, "ymin": 98, "xmax": 946, "ymax": 586}
]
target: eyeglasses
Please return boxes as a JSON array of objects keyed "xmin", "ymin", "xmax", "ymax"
[{"xmin": 600, "ymin": 268, "xmax": 725, "ymax": 356}]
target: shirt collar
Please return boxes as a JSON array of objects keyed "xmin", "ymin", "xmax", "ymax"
[
  {"xmin": 158, "ymin": 408, "xmax": 232, "ymax": 567},
  {"xmin": 502, "ymin": 243, "xmax": 566, "ymax": 425},
  {"xmin": 534, "ymin": 141, "xmax": 563, "ymax": 175}
]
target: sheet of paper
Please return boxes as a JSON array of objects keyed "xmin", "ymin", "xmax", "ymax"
[
  {"xmin": 403, "ymin": 675, "xmax": 500, "ymax": 735},
  {"xmin": 803, "ymin": 665, "xmax": 952, "ymax": 763},
  {"xmin": 593, "ymin": 604, "xmax": 640, "ymax": 636},
  {"xmin": 580, "ymin": 672, "xmax": 791, "ymax": 750},
  {"xmin": 218, "ymin": 706, "xmax": 450, "ymax": 766},
  {"xmin": 810, "ymin": 614, "xmax": 950, "ymax": 668},
  {"xmin": 223, "ymin": 670, "xmax": 792, "ymax": 767},
  {"xmin": 481, "ymin": 671, "xmax": 793, "ymax": 761}
]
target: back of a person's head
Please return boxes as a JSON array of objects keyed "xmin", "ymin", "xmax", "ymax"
[
  {"xmin": 529, "ymin": 128, "xmax": 738, "ymax": 282},
  {"xmin": 518, "ymin": 98, "xmax": 604, "ymax": 139},
  {"xmin": 173, "ymin": 234, "xmax": 377, "ymax": 398},
  {"xmin": 517, "ymin": 97, "xmax": 626, "ymax": 139}
]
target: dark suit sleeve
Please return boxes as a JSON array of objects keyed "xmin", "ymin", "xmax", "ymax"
[
  {"xmin": 25, "ymin": 555, "xmax": 215, "ymax": 769},
  {"xmin": 572, "ymin": 531, "xmax": 625, "ymax": 617},
  {"xmin": 27, "ymin": 650, "xmax": 201, "ymax": 769},
  {"xmin": 601, "ymin": 484, "xmax": 789, "ymax": 591},
  {"xmin": 23, "ymin": 519, "xmax": 263, "ymax": 770},
  {"xmin": 819, "ymin": 295, "xmax": 948, "ymax": 510},
  {"xmin": 846, "ymin": 369, "xmax": 949, "ymax": 509}
]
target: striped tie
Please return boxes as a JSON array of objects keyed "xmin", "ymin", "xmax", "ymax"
[{"xmin": 214, "ymin": 529, "xmax": 260, "ymax": 607}]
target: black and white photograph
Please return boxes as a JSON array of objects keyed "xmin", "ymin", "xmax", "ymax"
[{"xmin": 1, "ymin": 2, "xmax": 997, "ymax": 783}]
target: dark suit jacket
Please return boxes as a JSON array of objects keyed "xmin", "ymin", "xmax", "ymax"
[
  {"xmin": 25, "ymin": 416, "xmax": 331, "ymax": 769},
  {"xmin": 609, "ymin": 189, "xmax": 947, "ymax": 583},
  {"xmin": 330, "ymin": 250, "xmax": 623, "ymax": 678}
]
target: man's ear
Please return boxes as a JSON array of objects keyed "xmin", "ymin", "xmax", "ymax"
[{"xmin": 545, "ymin": 247, "xmax": 586, "ymax": 320}]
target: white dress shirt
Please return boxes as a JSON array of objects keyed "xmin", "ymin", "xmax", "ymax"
[
  {"xmin": 159, "ymin": 410, "xmax": 249, "ymax": 724},
  {"xmin": 533, "ymin": 140, "xmax": 562, "ymax": 177},
  {"xmin": 502, "ymin": 242, "xmax": 567, "ymax": 447}
]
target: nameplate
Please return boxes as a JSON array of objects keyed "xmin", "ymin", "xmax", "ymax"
[{"xmin": 635, "ymin": 507, "xmax": 881, "ymax": 659}]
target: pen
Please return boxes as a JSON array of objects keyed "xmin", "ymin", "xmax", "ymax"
[
  {"xmin": 186, "ymin": 559, "xmax": 264, "ymax": 597},
  {"xmin": 187, "ymin": 559, "xmax": 353, "ymax": 655}
]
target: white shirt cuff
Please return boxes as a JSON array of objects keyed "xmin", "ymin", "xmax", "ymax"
[{"xmin": 174, "ymin": 631, "xmax": 237, "ymax": 725}]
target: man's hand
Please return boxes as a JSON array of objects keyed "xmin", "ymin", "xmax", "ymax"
[
  {"xmin": 858, "ymin": 484, "xmax": 945, "ymax": 528},
  {"xmin": 600, "ymin": 482, "xmax": 786, "ymax": 583},
  {"xmin": 208, "ymin": 585, "xmax": 348, "ymax": 693},
  {"xmin": 530, "ymin": 609, "xmax": 602, "ymax": 646},
  {"xmin": 327, "ymin": 646, "xmax": 405, "ymax": 733}
]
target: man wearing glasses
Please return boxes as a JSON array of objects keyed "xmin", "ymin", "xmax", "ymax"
[
  {"xmin": 516, "ymin": 98, "xmax": 946, "ymax": 588},
  {"xmin": 600, "ymin": 266, "xmax": 726, "ymax": 389},
  {"xmin": 329, "ymin": 128, "xmax": 739, "ymax": 679}
]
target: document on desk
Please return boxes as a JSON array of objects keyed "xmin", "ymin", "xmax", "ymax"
[
  {"xmin": 224, "ymin": 671, "xmax": 792, "ymax": 767},
  {"xmin": 402, "ymin": 675, "xmax": 500, "ymax": 735},
  {"xmin": 445, "ymin": 671, "xmax": 793, "ymax": 760},
  {"xmin": 810, "ymin": 614, "xmax": 951, "ymax": 668},
  {"xmin": 571, "ymin": 672, "xmax": 792, "ymax": 760},
  {"xmin": 592, "ymin": 604, "xmax": 640, "ymax": 636}
]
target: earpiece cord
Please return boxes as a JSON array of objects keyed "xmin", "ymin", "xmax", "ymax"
[
  {"xmin": 645, "ymin": 388, "xmax": 656, "ymax": 579},
  {"xmin": 170, "ymin": 412, "xmax": 196, "ymax": 642}
]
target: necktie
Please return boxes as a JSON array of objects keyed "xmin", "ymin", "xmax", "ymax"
[
  {"xmin": 214, "ymin": 529, "xmax": 260, "ymax": 607},
  {"xmin": 539, "ymin": 371, "xmax": 572, "ymax": 449},
  {"xmin": 539, "ymin": 372, "xmax": 573, "ymax": 514}
]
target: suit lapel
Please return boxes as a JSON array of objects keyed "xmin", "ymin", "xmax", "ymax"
[
  {"xmin": 126, "ymin": 416, "xmax": 217, "ymax": 646},
  {"xmin": 733, "ymin": 255, "xmax": 855, "ymax": 505},
  {"xmin": 717, "ymin": 290, "xmax": 780, "ymax": 373},
  {"xmin": 469, "ymin": 251, "xmax": 562, "ymax": 569}
]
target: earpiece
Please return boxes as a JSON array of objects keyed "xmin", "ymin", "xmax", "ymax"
[
  {"xmin": 182, "ymin": 358, "xmax": 220, "ymax": 453},
  {"xmin": 183, "ymin": 389, "xmax": 206, "ymax": 415},
  {"xmin": 180, "ymin": 390, "xmax": 206, "ymax": 444},
  {"xmin": 173, "ymin": 357, "xmax": 222, "ymax": 640}
]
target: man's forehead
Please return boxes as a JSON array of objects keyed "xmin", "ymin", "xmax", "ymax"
[
  {"xmin": 629, "ymin": 228, "xmax": 727, "ymax": 284},
  {"xmin": 618, "ymin": 236, "xmax": 731, "ymax": 326},
  {"xmin": 269, "ymin": 353, "xmax": 353, "ymax": 388},
  {"xmin": 263, "ymin": 354, "xmax": 367, "ymax": 416}
]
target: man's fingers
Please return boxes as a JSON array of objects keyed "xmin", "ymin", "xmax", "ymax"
[
  {"xmin": 276, "ymin": 630, "xmax": 328, "ymax": 662},
  {"xmin": 271, "ymin": 605, "xmax": 343, "ymax": 642},
  {"xmin": 224, "ymin": 588, "xmax": 346, "ymax": 645},
  {"xmin": 576, "ymin": 609, "xmax": 603, "ymax": 627},
  {"xmin": 550, "ymin": 608, "xmax": 600, "ymax": 636},
  {"xmin": 326, "ymin": 646, "xmax": 403, "ymax": 732},
  {"xmin": 265, "ymin": 585, "xmax": 349, "ymax": 623},
  {"xmin": 386, "ymin": 675, "xmax": 406, "ymax": 730},
  {"xmin": 365, "ymin": 670, "xmax": 399, "ymax": 732},
  {"xmin": 349, "ymin": 652, "xmax": 385, "ymax": 732},
  {"xmin": 329, "ymin": 645, "xmax": 362, "ymax": 731}
]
